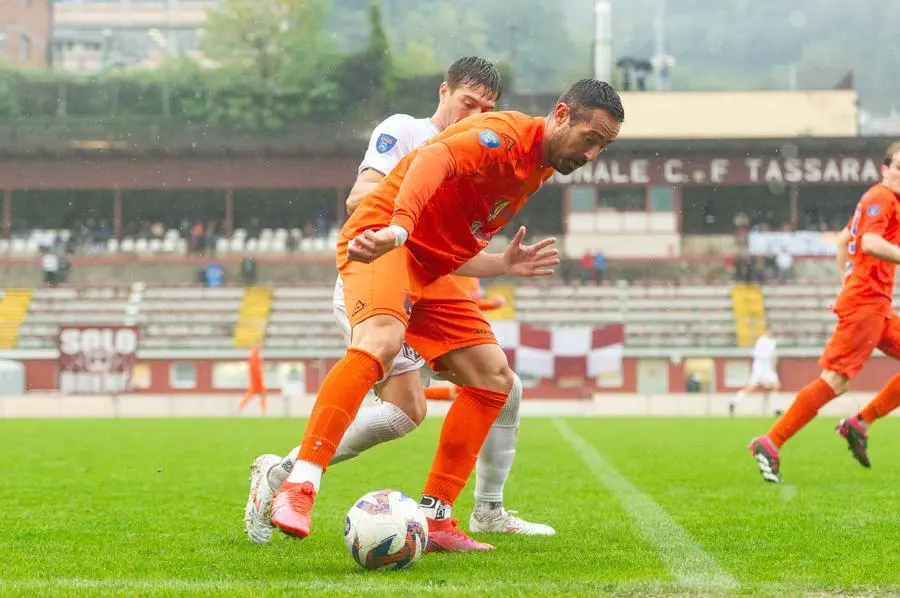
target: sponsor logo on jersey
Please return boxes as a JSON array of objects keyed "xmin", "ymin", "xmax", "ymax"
[
  {"xmin": 868, "ymin": 204, "xmax": 881, "ymax": 217},
  {"xmin": 403, "ymin": 289, "xmax": 413, "ymax": 315},
  {"xmin": 478, "ymin": 129, "xmax": 501, "ymax": 148},
  {"xmin": 376, "ymin": 133, "xmax": 398, "ymax": 154}
]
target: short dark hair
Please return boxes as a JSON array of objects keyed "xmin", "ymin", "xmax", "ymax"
[
  {"xmin": 884, "ymin": 141, "xmax": 900, "ymax": 167},
  {"xmin": 557, "ymin": 79, "xmax": 625, "ymax": 123},
  {"xmin": 445, "ymin": 57, "xmax": 502, "ymax": 101}
]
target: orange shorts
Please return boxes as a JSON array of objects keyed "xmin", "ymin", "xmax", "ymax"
[
  {"xmin": 820, "ymin": 307, "xmax": 900, "ymax": 378},
  {"xmin": 338, "ymin": 246, "xmax": 497, "ymax": 370}
]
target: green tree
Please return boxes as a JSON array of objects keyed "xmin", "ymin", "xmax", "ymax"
[{"xmin": 199, "ymin": 0, "xmax": 334, "ymax": 127}]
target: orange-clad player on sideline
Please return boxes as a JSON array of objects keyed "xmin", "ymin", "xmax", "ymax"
[
  {"xmin": 750, "ymin": 141, "xmax": 900, "ymax": 483},
  {"xmin": 269, "ymin": 79, "xmax": 624, "ymax": 550},
  {"xmin": 238, "ymin": 342, "xmax": 268, "ymax": 414}
]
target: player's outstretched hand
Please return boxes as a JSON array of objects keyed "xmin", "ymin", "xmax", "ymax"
[
  {"xmin": 347, "ymin": 228, "xmax": 398, "ymax": 263},
  {"xmin": 502, "ymin": 226, "xmax": 560, "ymax": 277}
]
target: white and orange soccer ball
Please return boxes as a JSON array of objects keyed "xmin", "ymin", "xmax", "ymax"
[{"xmin": 343, "ymin": 489, "xmax": 429, "ymax": 571}]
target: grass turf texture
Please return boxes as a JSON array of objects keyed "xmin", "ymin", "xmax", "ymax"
[{"xmin": 1, "ymin": 417, "xmax": 900, "ymax": 597}]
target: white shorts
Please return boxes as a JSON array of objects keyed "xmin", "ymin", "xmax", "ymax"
[
  {"xmin": 748, "ymin": 361, "xmax": 779, "ymax": 388},
  {"xmin": 333, "ymin": 275, "xmax": 426, "ymax": 380}
]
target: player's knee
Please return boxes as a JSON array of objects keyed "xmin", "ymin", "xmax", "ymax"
[
  {"xmin": 352, "ymin": 317, "xmax": 405, "ymax": 366},
  {"xmin": 821, "ymin": 370, "xmax": 850, "ymax": 395},
  {"xmin": 476, "ymin": 364, "xmax": 515, "ymax": 396}
]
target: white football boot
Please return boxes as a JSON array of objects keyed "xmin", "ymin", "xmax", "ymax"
[
  {"xmin": 469, "ymin": 505, "xmax": 556, "ymax": 536},
  {"xmin": 244, "ymin": 453, "xmax": 282, "ymax": 544}
]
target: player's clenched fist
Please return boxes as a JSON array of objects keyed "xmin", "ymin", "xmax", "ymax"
[{"xmin": 347, "ymin": 227, "xmax": 403, "ymax": 263}]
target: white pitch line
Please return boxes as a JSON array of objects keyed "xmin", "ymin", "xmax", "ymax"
[{"xmin": 553, "ymin": 419, "xmax": 739, "ymax": 591}]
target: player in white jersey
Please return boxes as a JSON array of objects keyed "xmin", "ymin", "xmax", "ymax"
[
  {"xmin": 245, "ymin": 57, "xmax": 557, "ymax": 548},
  {"xmin": 730, "ymin": 328, "xmax": 780, "ymax": 416}
]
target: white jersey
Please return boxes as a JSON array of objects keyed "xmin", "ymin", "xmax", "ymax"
[
  {"xmin": 335, "ymin": 113, "xmax": 439, "ymax": 381},
  {"xmin": 753, "ymin": 334, "xmax": 777, "ymax": 367},
  {"xmin": 358, "ymin": 114, "xmax": 439, "ymax": 176},
  {"xmin": 749, "ymin": 334, "xmax": 779, "ymax": 388}
]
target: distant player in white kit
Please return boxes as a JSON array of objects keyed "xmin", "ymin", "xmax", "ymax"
[
  {"xmin": 730, "ymin": 328, "xmax": 780, "ymax": 416},
  {"xmin": 244, "ymin": 57, "xmax": 557, "ymax": 549}
]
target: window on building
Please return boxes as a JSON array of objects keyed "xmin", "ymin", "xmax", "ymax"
[
  {"xmin": 169, "ymin": 363, "xmax": 197, "ymax": 389},
  {"xmin": 568, "ymin": 185, "xmax": 596, "ymax": 212},
  {"xmin": 597, "ymin": 188, "xmax": 646, "ymax": 212},
  {"xmin": 649, "ymin": 186, "xmax": 675, "ymax": 212}
]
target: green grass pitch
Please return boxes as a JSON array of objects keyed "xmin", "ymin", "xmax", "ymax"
[{"xmin": 2, "ymin": 417, "xmax": 900, "ymax": 597}]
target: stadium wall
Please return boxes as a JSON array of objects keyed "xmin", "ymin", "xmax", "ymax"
[{"xmin": 7, "ymin": 352, "xmax": 898, "ymax": 396}]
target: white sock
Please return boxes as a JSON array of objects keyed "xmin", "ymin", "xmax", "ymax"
[
  {"xmin": 331, "ymin": 402, "xmax": 417, "ymax": 465},
  {"xmin": 419, "ymin": 495, "xmax": 451, "ymax": 521},
  {"xmin": 286, "ymin": 459, "xmax": 323, "ymax": 491},
  {"xmin": 732, "ymin": 390, "xmax": 747, "ymax": 406},
  {"xmin": 268, "ymin": 403, "xmax": 417, "ymax": 490},
  {"xmin": 268, "ymin": 446, "xmax": 300, "ymax": 490},
  {"xmin": 474, "ymin": 373, "xmax": 522, "ymax": 507}
]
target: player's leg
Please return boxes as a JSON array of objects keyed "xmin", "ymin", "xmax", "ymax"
[
  {"xmin": 413, "ymin": 277, "xmax": 554, "ymax": 541},
  {"xmin": 730, "ymin": 382, "xmax": 757, "ymax": 416},
  {"xmin": 837, "ymin": 314, "xmax": 900, "ymax": 467},
  {"xmin": 469, "ymin": 370, "xmax": 552, "ymax": 536},
  {"xmin": 238, "ymin": 388, "xmax": 254, "ymax": 411},
  {"xmin": 419, "ymin": 343, "xmax": 512, "ymax": 551},
  {"xmin": 245, "ymin": 275, "xmax": 424, "ymax": 543},
  {"xmin": 749, "ymin": 310, "xmax": 881, "ymax": 483},
  {"xmin": 269, "ymin": 251, "xmax": 411, "ymax": 539}
]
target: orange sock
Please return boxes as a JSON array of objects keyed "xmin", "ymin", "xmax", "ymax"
[
  {"xmin": 768, "ymin": 377, "xmax": 837, "ymax": 448},
  {"xmin": 423, "ymin": 386, "xmax": 508, "ymax": 504},
  {"xmin": 423, "ymin": 385, "xmax": 456, "ymax": 401},
  {"xmin": 298, "ymin": 347, "xmax": 384, "ymax": 468},
  {"xmin": 859, "ymin": 374, "xmax": 900, "ymax": 425}
]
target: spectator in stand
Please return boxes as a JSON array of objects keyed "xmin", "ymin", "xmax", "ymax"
[
  {"xmin": 189, "ymin": 222, "xmax": 204, "ymax": 254},
  {"xmin": 58, "ymin": 253, "xmax": 72, "ymax": 283},
  {"xmin": 41, "ymin": 247, "xmax": 59, "ymax": 287},
  {"xmin": 204, "ymin": 262, "xmax": 225, "ymax": 288},
  {"xmin": 247, "ymin": 217, "xmax": 261, "ymax": 241},
  {"xmin": 151, "ymin": 221, "xmax": 165, "ymax": 239},
  {"xmin": 314, "ymin": 214, "xmax": 328, "ymax": 238},
  {"xmin": 581, "ymin": 250, "xmax": 594, "ymax": 284},
  {"xmin": 593, "ymin": 250, "xmax": 607, "ymax": 284},
  {"xmin": 205, "ymin": 221, "xmax": 219, "ymax": 256},
  {"xmin": 241, "ymin": 256, "xmax": 257, "ymax": 286},
  {"xmin": 775, "ymin": 247, "xmax": 793, "ymax": 284}
]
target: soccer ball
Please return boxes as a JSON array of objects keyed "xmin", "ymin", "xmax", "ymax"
[{"xmin": 343, "ymin": 489, "xmax": 429, "ymax": 571}]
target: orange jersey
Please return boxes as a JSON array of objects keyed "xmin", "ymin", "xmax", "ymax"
[
  {"xmin": 836, "ymin": 183, "xmax": 900, "ymax": 312},
  {"xmin": 340, "ymin": 112, "xmax": 553, "ymax": 279},
  {"xmin": 452, "ymin": 275, "xmax": 482, "ymax": 300}
]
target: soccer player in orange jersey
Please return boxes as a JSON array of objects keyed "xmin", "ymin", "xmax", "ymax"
[
  {"xmin": 237, "ymin": 342, "xmax": 268, "ymax": 414},
  {"xmin": 269, "ymin": 79, "xmax": 624, "ymax": 550},
  {"xmin": 245, "ymin": 59, "xmax": 560, "ymax": 545},
  {"xmin": 750, "ymin": 141, "xmax": 900, "ymax": 483}
]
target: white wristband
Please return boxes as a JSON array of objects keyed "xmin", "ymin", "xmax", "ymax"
[{"xmin": 388, "ymin": 224, "xmax": 409, "ymax": 247}]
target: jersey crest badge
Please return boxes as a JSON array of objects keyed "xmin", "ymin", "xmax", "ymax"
[
  {"xmin": 376, "ymin": 133, "xmax": 398, "ymax": 154},
  {"xmin": 478, "ymin": 129, "xmax": 501, "ymax": 149},
  {"xmin": 868, "ymin": 205, "xmax": 881, "ymax": 217}
]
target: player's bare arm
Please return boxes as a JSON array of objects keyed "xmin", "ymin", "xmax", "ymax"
[
  {"xmin": 454, "ymin": 226, "xmax": 559, "ymax": 278},
  {"xmin": 346, "ymin": 169, "xmax": 386, "ymax": 215},
  {"xmin": 860, "ymin": 232, "xmax": 900, "ymax": 265}
]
